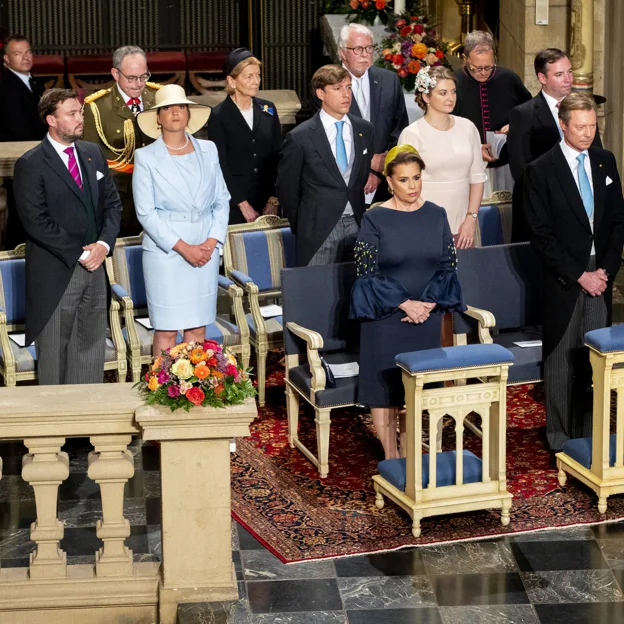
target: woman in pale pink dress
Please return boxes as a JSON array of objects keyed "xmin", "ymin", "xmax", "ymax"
[{"xmin": 399, "ymin": 66, "xmax": 486, "ymax": 248}]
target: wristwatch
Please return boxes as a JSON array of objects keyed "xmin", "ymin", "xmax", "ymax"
[{"xmin": 467, "ymin": 212, "xmax": 478, "ymax": 219}]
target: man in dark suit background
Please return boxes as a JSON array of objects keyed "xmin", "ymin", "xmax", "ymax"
[
  {"xmin": 523, "ymin": 92, "xmax": 624, "ymax": 451},
  {"xmin": 13, "ymin": 89, "xmax": 121, "ymax": 384},
  {"xmin": 339, "ymin": 23, "xmax": 408, "ymax": 204},
  {"xmin": 0, "ymin": 34, "xmax": 47, "ymax": 250},
  {"xmin": 277, "ymin": 65, "xmax": 373, "ymax": 266},
  {"xmin": 508, "ymin": 48, "xmax": 601, "ymax": 242}
]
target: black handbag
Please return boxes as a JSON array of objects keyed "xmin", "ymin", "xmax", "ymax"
[{"xmin": 319, "ymin": 357, "xmax": 336, "ymax": 388}]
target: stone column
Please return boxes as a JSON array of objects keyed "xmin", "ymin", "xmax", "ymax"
[
  {"xmin": 88, "ymin": 434, "xmax": 135, "ymax": 577},
  {"xmin": 21, "ymin": 437, "xmax": 69, "ymax": 579},
  {"xmin": 135, "ymin": 398, "xmax": 257, "ymax": 624},
  {"xmin": 571, "ymin": 0, "xmax": 594, "ymax": 93}
]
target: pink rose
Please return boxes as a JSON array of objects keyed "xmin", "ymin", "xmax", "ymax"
[{"xmin": 168, "ymin": 385, "xmax": 180, "ymax": 398}]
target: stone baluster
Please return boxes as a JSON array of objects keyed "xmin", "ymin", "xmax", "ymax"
[
  {"xmin": 21, "ymin": 437, "xmax": 69, "ymax": 579},
  {"xmin": 87, "ymin": 434, "xmax": 135, "ymax": 577}
]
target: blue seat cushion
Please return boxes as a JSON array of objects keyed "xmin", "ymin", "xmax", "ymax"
[
  {"xmin": 562, "ymin": 435, "xmax": 617, "ymax": 469},
  {"xmin": 378, "ymin": 451, "xmax": 483, "ymax": 491},
  {"xmin": 246, "ymin": 313, "xmax": 283, "ymax": 341},
  {"xmin": 289, "ymin": 350, "xmax": 358, "ymax": 407},
  {"xmin": 585, "ymin": 326, "xmax": 624, "ymax": 353},
  {"xmin": 494, "ymin": 330, "xmax": 542, "ymax": 383},
  {"xmin": 395, "ymin": 344, "xmax": 514, "ymax": 374},
  {"xmin": 478, "ymin": 204, "xmax": 505, "ymax": 247},
  {"xmin": 0, "ymin": 258, "xmax": 26, "ymax": 325}
]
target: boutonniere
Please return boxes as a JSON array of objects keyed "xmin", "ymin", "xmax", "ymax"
[{"xmin": 261, "ymin": 104, "xmax": 274, "ymax": 116}]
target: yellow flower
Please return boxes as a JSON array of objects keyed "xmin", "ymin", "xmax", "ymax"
[
  {"xmin": 171, "ymin": 358, "xmax": 194, "ymax": 380},
  {"xmin": 170, "ymin": 342, "xmax": 188, "ymax": 357},
  {"xmin": 227, "ymin": 353, "xmax": 237, "ymax": 366},
  {"xmin": 148, "ymin": 376, "xmax": 160, "ymax": 391}
]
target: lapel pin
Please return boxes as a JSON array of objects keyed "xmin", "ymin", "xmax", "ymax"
[
  {"xmin": 359, "ymin": 133, "xmax": 362, "ymax": 137},
  {"xmin": 599, "ymin": 164, "xmax": 603, "ymax": 167}
]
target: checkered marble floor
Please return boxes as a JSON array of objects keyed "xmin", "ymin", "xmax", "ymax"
[{"xmin": 2, "ymin": 438, "xmax": 624, "ymax": 623}]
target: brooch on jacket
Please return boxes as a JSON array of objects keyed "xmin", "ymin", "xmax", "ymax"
[{"xmin": 261, "ymin": 104, "xmax": 274, "ymax": 116}]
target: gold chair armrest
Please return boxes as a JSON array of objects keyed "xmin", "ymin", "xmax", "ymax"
[
  {"xmin": 220, "ymin": 280, "xmax": 250, "ymax": 341},
  {"xmin": 108, "ymin": 298, "xmax": 127, "ymax": 359},
  {"xmin": 0, "ymin": 311, "xmax": 16, "ymax": 385},
  {"xmin": 286, "ymin": 322, "xmax": 325, "ymax": 394},
  {"xmin": 245, "ymin": 282, "xmax": 268, "ymax": 339},
  {"xmin": 463, "ymin": 305, "xmax": 495, "ymax": 344}
]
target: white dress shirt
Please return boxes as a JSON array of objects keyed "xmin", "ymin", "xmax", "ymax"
[
  {"xmin": 559, "ymin": 137, "xmax": 595, "ymax": 255},
  {"xmin": 542, "ymin": 90, "xmax": 563, "ymax": 137},
  {"xmin": 8, "ymin": 67, "xmax": 32, "ymax": 91},
  {"xmin": 319, "ymin": 108, "xmax": 354, "ymax": 216},
  {"xmin": 47, "ymin": 134, "xmax": 110, "ymax": 259},
  {"xmin": 346, "ymin": 67, "xmax": 371, "ymax": 122},
  {"xmin": 117, "ymin": 85, "xmax": 144, "ymax": 112}
]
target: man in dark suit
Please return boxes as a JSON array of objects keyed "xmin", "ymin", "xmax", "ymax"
[
  {"xmin": 338, "ymin": 23, "xmax": 408, "ymax": 203},
  {"xmin": 523, "ymin": 93, "xmax": 624, "ymax": 451},
  {"xmin": 509, "ymin": 48, "xmax": 601, "ymax": 242},
  {"xmin": 13, "ymin": 89, "xmax": 122, "ymax": 384},
  {"xmin": 277, "ymin": 65, "xmax": 373, "ymax": 266},
  {"xmin": 0, "ymin": 34, "xmax": 47, "ymax": 250}
]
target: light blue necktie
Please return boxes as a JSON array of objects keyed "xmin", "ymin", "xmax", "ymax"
[
  {"xmin": 335, "ymin": 120, "xmax": 348, "ymax": 172},
  {"xmin": 576, "ymin": 153, "xmax": 594, "ymax": 218}
]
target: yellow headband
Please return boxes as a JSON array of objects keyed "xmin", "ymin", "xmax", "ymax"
[{"xmin": 383, "ymin": 144, "xmax": 421, "ymax": 176}]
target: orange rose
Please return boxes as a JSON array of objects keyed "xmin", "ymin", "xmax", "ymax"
[
  {"xmin": 407, "ymin": 60, "xmax": 420, "ymax": 74},
  {"xmin": 147, "ymin": 376, "xmax": 160, "ymax": 391},
  {"xmin": 215, "ymin": 384, "xmax": 225, "ymax": 395},
  {"xmin": 375, "ymin": 0, "xmax": 385, "ymax": 9},
  {"xmin": 190, "ymin": 348, "xmax": 207, "ymax": 364},
  {"xmin": 152, "ymin": 356, "xmax": 163, "ymax": 371},
  {"xmin": 194, "ymin": 364, "xmax": 210, "ymax": 380},
  {"xmin": 411, "ymin": 43, "xmax": 428, "ymax": 60},
  {"xmin": 349, "ymin": 0, "xmax": 359, "ymax": 8},
  {"xmin": 185, "ymin": 386, "xmax": 205, "ymax": 405}
]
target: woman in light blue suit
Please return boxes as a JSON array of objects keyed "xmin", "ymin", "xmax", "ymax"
[{"xmin": 133, "ymin": 84, "xmax": 230, "ymax": 355}]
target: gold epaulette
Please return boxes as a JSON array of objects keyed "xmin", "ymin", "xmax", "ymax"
[
  {"xmin": 84, "ymin": 88, "xmax": 111, "ymax": 105},
  {"xmin": 145, "ymin": 81, "xmax": 163, "ymax": 90}
]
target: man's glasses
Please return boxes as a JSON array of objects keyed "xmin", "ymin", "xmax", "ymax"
[
  {"xmin": 467, "ymin": 63, "xmax": 496, "ymax": 75},
  {"xmin": 344, "ymin": 45, "xmax": 374, "ymax": 56},
  {"xmin": 116, "ymin": 69, "xmax": 151, "ymax": 84}
]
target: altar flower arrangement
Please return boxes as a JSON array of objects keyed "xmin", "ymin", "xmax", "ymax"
[
  {"xmin": 346, "ymin": 0, "xmax": 394, "ymax": 26},
  {"xmin": 376, "ymin": 13, "xmax": 450, "ymax": 91},
  {"xmin": 136, "ymin": 340, "xmax": 255, "ymax": 411}
]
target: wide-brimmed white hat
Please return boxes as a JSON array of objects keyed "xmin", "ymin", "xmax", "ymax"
[{"xmin": 137, "ymin": 84, "xmax": 210, "ymax": 139}]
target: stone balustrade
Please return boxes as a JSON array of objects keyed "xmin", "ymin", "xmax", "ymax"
[{"xmin": 0, "ymin": 383, "xmax": 256, "ymax": 624}]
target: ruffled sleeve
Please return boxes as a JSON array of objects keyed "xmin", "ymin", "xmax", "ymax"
[
  {"xmin": 349, "ymin": 214, "xmax": 411, "ymax": 320},
  {"xmin": 420, "ymin": 214, "xmax": 466, "ymax": 313}
]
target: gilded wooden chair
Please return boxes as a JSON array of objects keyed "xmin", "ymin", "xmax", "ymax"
[
  {"xmin": 107, "ymin": 236, "xmax": 249, "ymax": 382},
  {"xmin": 374, "ymin": 344, "xmax": 514, "ymax": 537},
  {"xmin": 223, "ymin": 215, "xmax": 294, "ymax": 406},
  {"xmin": 0, "ymin": 245, "xmax": 127, "ymax": 385}
]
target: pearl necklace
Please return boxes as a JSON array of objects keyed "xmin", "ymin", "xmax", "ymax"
[{"xmin": 163, "ymin": 133, "xmax": 189, "ymax": 151}]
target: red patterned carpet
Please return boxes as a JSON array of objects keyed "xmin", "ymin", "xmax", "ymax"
[{"xmin": 231, "ymin": 353, "xmax": 624, "ymax": 563}]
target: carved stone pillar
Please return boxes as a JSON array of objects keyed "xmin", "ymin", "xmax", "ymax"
[
  {"xmin": 571, "ymin": 0, "xmax": 594, "ymax": 93},
  {"xmin": 88, "ymin": 434, "xmax": 135, "ymax": 577},
  {"xmin": 21, "ymin": 437, "xmax": 69, "ymax": 579},
  {"xmin": 455, "ymin": 0, "xmax": 477, "ymax": 44}
]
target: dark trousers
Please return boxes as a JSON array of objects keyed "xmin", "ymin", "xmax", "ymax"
[
  {"xmin": 307, "ymin": 214, "xmax": 359, "ymax": 266},
  {"xmin": 544, "ymin": 259, "xmax": 608, "ymax": 450},
  {"xmin": 35, "ymin": 264, "xmax": 108, "ymax": 385}
]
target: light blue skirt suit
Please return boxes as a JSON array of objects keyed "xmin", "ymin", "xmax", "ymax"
[{"xmin": 132, "ymin": 135, "xmax": 230, "ymax": 330}]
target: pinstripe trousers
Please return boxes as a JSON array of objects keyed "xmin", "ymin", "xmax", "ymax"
[
  {"xmin": 307, "ymin": 214, "xmax": 359, "ymax": 266},
  {"xmin": 544, "ymin": 259, "xmax": 607, "ymax": 450},
  {"xmin": 35, "ymin": 264, "xmax": 108, "ymax": 385}
]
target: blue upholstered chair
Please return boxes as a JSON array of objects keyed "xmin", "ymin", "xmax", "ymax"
[
  {"xmin": 106, "ymin": 236, "xmax": 250, "ymax": 382},
  {"xmin": 374, "ymin": 344, "xmax": 514, "ymax": 537},
  {"xmin": 224, "ymin": 215, "xmax": 295, "ymax": 406},
  {"xmin": 556, "ymin": 325, "xmax": 624, "ymax": 513},
  {"xmin": 477, "ymin": 191, "xmax": 513, "ymax": 247},
  {"xmin": 283, "ymin": 262, "xmax": 359, "ymax": 478},
  {"xmin": 453, "ymin": 242, "xmax": 543, "ymax": 385},
  {"xmin": 0, "ymin": 245, "xmax": 127, "ymax": 385}
]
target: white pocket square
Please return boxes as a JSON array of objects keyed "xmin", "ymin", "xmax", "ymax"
[
  {"xmin": 606, "ymin": 176, "xmax": 613, "ymax": 186},
  {"xmin": 96, "ymin": 171, "xmax": 104, "ymax": 181},
  {"xmin": 363, "ymin": 149, "xmax": 368, "ymax": 155}
]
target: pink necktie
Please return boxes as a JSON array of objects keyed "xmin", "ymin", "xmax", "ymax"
[{"xmin": 64, "ymin": 146, "xmax": 83, "ymax": 189}]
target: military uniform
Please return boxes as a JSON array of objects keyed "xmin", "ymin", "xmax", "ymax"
[{"xmin": 82, "ymin": 81, "xmax": 161, "ymax": 236}]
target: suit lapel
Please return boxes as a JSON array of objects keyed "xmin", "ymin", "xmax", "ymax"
[
  {"xmin": 310, "ymin": 113, "xmax": 347, "ymax": 187},
  {"xmin": 553, "ymin": 145, "xmax": 591, "ymax": 232},
  {"xmin": 348, "ymin": 116, "xmax": 364, "ymax": 189},
  {"xmin": 153, "ymin": 138, "xmax": 196, "ymax": 209},
  {"xmin": 75, "ymin": 142, "xmax": 99, "ymax": 208},
  {"xmin": 368, "ymin": 68, "xmax": 381, "ymax": 126},
  {"xmin": 113, "ymin": 83, "xmax": 135, "ymax": 122},
  {"xmin": 253, "ymin": 99, "xmax": 263, "ymax": 135},
  {"xmin": 41, "ymin": 138, "xmax": 83, "ymax": 203},
  {"xmin": 536, "ymin": 91, "xmax": 560, "ymax": 136},
  {"xmin": 590, "ymin": 149, "xmax": 606, "ymax": 233}
]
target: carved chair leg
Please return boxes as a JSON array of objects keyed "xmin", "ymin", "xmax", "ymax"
[
  {"xmin": 286, "ymin": 384, "xmax": 300, "ymax": 448},
  {"xmin": 315, "ymin": 408, "xmax": 332, "ymax": 478},
  {"xmin": 257, "ymin": 346, "xmax": 268, "ymax": 407}
]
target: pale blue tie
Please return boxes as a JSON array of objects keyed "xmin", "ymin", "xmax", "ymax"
[
  {"xmin": 335, "ymin": 120, "xmax": 348, "ymax": 172},
  {"xmin": 576, "ymin": 153, "xmax": 594, "ymax": 218}
]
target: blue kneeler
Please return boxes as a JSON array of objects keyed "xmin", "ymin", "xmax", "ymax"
[
  {"xmin": 373, "ymin": 344, "xmax": 514, "ymax": 538},
  {"xmin": 556, "ymin": 326, "xmax": 624, "ymax": 513}
]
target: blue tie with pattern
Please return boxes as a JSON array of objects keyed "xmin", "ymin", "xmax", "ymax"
[
  {"xmin": 576, "ymin": 153, "xmax": 594, "ymax": 218},
  {"xmin": 335, "ymin": 120, "xmax": 348, "ymax": 173}
]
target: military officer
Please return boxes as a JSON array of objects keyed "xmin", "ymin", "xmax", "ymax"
[{"xmin": 82, "ymin": 45, "xmax": 161, "ymax": 236}]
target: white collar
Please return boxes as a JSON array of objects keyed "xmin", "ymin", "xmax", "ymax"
[
  {"xmin": 541, "ymin": 90, "xmax": 561, "ymax": 111},
  {"xmin": 47, "ymin": 133, "xmax": 76, "ymax": 157},
  {"xmin": 319, "ymin": 108, "xmax": 351, "ymax": 131},
  {"xmin": 8, "ymin": 67, "xmax": 31, "ymax": 85},
  {"xmin": 116, "ymin": 84, "xmax": 142, "ymax": 104},
  {"xmin": 559, "ymin": 137, "xmax": 589, "ymax": 164},
  {"xmin": 344, "ymin": 65, "xmax": 369, "ymax": 85}
]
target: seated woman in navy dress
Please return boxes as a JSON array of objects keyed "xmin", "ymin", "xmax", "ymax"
[{"xmin": 350, "ymin": 146, "xmax": 465, "ymax": 460}]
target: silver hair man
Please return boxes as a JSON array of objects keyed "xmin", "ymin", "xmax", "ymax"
[
  {"xmin": 463, "ymin": 31, "xmax": 495, "ymax": 57},
  {"xmin": 112, "ymin": 45, "xmax": 147, "ymax": 70}
]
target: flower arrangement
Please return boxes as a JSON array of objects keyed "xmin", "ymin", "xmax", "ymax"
[
  {"xmin": 346, "ymin": 0, "xmax": 394, "ymax": 26},
  {"xmin": 136, "ymin": 340, "xmax": 256, "ymax": 411},
  {"xmin": 376, "ymin": 13, "xmax": 450, "ymax": 91}
]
